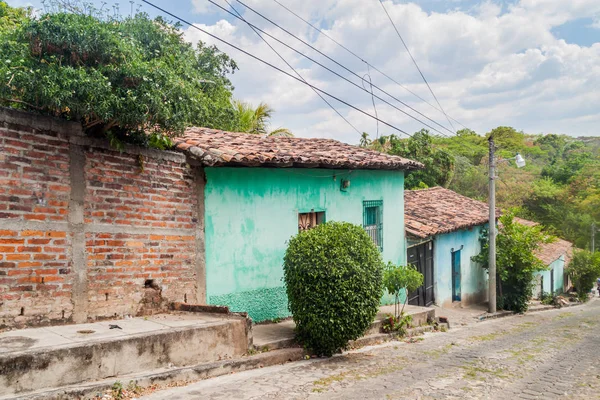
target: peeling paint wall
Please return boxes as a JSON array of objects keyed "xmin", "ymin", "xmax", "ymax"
[
  {"xmin": 434, "ymin": 226, "xmax": 488, "ymax": 308},
  {"xmin": 203, "ymin": 167, "xmax": 405, "ymax": 321}
]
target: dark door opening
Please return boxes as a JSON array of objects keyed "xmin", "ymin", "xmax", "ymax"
[
  {"xmin": 407, "ymin": 241, "xmax": 434, "ymax": 307},
  {"xmin": 452, "ymin": 250, "xmax": 461, "ymax": 302}
]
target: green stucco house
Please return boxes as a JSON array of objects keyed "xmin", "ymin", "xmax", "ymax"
[{"xmin": 173, "ymin": 128, "xmax": 422, "ymax": 321}]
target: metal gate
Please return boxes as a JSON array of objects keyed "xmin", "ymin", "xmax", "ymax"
[{"xmin": 407, "ymin": 241, "xmax": 434, "ymax": 307}]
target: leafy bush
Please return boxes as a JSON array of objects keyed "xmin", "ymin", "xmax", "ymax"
[
  {"xmin": 0, "ymin": 1, "xmax": 240, "ymax": 149},
  {"xmin": 569, "ymin": 250, "xmax": 600, "ymax": 302},
  {"xmin": 383, "ymin": 263, "xmax": 423, "ymax": 319},
  {"xmin": 473, "ymin": 213, "xmax": 552, "ymax": 313},
  {"xmin": 283, "ymin": 222, "xmax": 383, "ymax": 356}
]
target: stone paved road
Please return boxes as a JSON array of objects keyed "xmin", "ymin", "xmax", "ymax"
[{"xmin": 143, "ymin": 301, "xmax": 600, "ymax": 400}]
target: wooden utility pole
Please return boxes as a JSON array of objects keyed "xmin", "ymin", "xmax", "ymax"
[{"xmin": 488, "ymin": 136, "xmax": 496, "ymax": 314}]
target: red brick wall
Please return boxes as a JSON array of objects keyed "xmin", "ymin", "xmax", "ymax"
[
  {"xmin": 84, "ymin": 149, "xmax": 197, "ymax": 317},
  {"xmin": 0, "ymin": 109, "xmax": 201, "ymax": 329},
  {"xmin": 0, "ymin": 123, "xmax": 73, "ymax": 328}
]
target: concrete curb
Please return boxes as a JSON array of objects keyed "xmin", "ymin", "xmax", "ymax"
[
  {"xmin": 6, "ymin": 348, "xmax": 306, "ymax": 400},
  {"xmin": 476, "ymin": 301, "xmax": 585, "ymax": 321}
]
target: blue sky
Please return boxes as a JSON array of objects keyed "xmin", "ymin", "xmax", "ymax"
[{"xmin": 6, "ymin": 0, "xmax": 600, "ymax": 143}]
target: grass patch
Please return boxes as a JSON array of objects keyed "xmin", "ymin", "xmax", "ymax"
[
  {"xmin": 461, "ymin": 363, "xmax": 511, "ymax": 380},
  {"xmin": 555, "ymin": 312, "xmax": 574, "ymax": 320},
  {"xmin": 423, "ymin": 343, "xmax": 455, "ymax": 359}
]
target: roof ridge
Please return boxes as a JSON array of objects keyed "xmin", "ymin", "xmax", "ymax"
[{"xmin": 173, "ymin": 127, "xmax": 424, "ymax": 170}]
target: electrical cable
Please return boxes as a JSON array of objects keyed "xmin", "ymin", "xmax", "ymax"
[
  {"xmin": 378, "ymin": 0, "xmax": 456, "ymax": 133},
  {"xmin": 228, "ymin": 0, "xmax": 454, "ymax": 137},
  {"xmin": 140, "ymin": 0, "xmax": 414, "ymax": 138},
  {"xmin": 270, "ymin": 0, "xmax": 469, "ymax": 131},
  {"xmin": 361, "ymin": 65, "xmax": 379, "ymax": 139},
  {"xmin": 222, "ymin": 0, "xmax": 362, "ymax": 135}
]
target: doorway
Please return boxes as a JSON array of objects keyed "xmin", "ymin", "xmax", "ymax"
[
  {"xmin": 407, "ymin": 241, "xmax": 434, "ymax": 307},
  {"xmin": 452, "ymin": 249, "xmax": 461, "ymax": 302}
]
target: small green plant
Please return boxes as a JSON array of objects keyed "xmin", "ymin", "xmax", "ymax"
[
  {"xmin": 111, "ymin": 381, "xmax": 123, "ymax": 400},
  {"xmin": 383, "ymin": 263, "xmax": 423, "ymax": 319},
  {"xmin": 126, "ymin": 380, "xmax": 142, "ymax": 395},
  {"xmin": 382, "ymin": 313, "xmax": 413, "ymax": 337},
  {"xmin": 283, "ymin": 222, "xmax": 383, "ymax": 356},
  {"xmin": 540, "ymin": 292, "xmax": 555, "ymax": 305}
]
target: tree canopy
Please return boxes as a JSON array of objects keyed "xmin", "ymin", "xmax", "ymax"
[
  {"xmin": 364, "ymin": 125, "xmax": 599, "ymax": 250},
  {"xmin": 0, "ymin": 1, "xmax": 241, "ymax": 148}
]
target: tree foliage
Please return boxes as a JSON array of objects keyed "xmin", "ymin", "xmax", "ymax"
[
  {"xmin": 473, "ymin": 213, "xmax": 552, "ymax": 313},
  {"xmin": 0, "ymin": 1, "xmax": 240, "ymax": 148},
  {"xmin": 569, "ymin": 250, "xmax": 600, "ymax": 302},
  {"xmin": 367, "ymin": 124, "xmax": 598, "ymax": 250},
  {"xmin": 383, "ymin": 263, "xmax": 423, "ymax": 319},
  {"xmin": 370, "ymin": 130, "xmax": 455, "ymax": 189},
  {"xmin": 283, "ymin": 222, "xmax": 383, "ymax": 356},
  {"xmin": 233, "ymin": 100, "xmax": 293, "ymax": 137}
]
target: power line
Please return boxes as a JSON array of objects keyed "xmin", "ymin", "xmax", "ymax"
[
  {"xmin": 217, "ymin": 0, "xmax": 454, "ymax": 137},
  {"xmin": 269, "ymin": 0, "xmax": 469, "ymax": 131},
  {"xmin": 231, "ymin": 0, "xmax": 454, "ymax": 136},
  {"xmin": 140, "ymin": 0, "xmax": 414, "ymax": 138},
  {"xmin": 361, "ymin": 64, "xmax": 379, "ymax": 139},
  {"xmin": 378, "ymin": 0, "xmax": 455, "ymax": 133},
  {"xmin": 221, "ymin": 0, "xmax": 362, "ymax": 135}
]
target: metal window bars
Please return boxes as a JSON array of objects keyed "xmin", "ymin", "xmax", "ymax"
[{"xmin": 363, "ymin": 200, "xmax": 383, "ymax": 252}]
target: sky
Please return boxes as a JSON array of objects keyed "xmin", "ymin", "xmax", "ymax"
[{"xmin": 6, "ymin": 0, "xmax": 600, "ymax": 144}]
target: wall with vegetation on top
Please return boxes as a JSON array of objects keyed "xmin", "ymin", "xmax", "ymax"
[
  {"xmin": 203, "ymin": 167, "xmax": 405, "ymax": 322},
  {"xmin": 434, "ymin": 226, "xmax": 488, "ymax": 308}
]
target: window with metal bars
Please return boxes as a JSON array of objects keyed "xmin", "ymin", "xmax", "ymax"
[
  {"xmin": 298, "ymin": 211, "xmax": 325, "ymax": 231},
  {"xmin": 363, "ymin": 200, "xmax": 383, "ymax": 252}
]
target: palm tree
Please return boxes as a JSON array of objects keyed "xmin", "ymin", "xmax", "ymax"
[
  {"xmin": 233, "ymin": 100, "xmax": 293, "ymax": 137},
  {"xmin": 359, "ymin": 132, "xmax": 371, "ymax": 148}
]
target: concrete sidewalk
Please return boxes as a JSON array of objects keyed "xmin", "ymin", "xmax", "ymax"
[
  {"xmin": 0, "ymin": 312, "xmax": 250, "ymax": 398},
  {"xmin": 0, "ymin": 313, "xmax": 227, "ymax": 353},
  {"xmin": 252, "ymin": 304, "xmax": 436, "ymax": 350}
]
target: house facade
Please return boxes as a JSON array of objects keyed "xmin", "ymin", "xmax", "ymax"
[
  {"xmin": 404, "ymin": 187, "xmax": 490, "ymax": 308},
  {"xmin": 174, "ymin": 129, "xmax": 422, "ymax": 321},
  {"xmin": 0, "ymin": 108, "xmax": 421, "ymax": 328}
]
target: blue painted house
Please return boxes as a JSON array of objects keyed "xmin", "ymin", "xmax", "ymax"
[
  {"xmin": 173, "ymin": 128, "xmax": 422, "ymax": 322},
  {"xmin": 404, "ymin": 187, "xmax": 490, "ymax": 308}
]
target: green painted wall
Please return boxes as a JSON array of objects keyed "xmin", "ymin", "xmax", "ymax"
[{"xmin": 203, "ymin": 167, "xmax": 405, "ymax": 321}]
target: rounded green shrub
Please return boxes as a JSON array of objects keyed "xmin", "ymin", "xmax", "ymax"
[{"xmin": 283, "ymin": 222, "xmax": 384, "ymax": 356}]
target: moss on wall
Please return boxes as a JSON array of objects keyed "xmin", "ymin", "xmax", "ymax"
[{"xmin": 210, "ymin": 286, "xmax": 290, "ymax": 322}]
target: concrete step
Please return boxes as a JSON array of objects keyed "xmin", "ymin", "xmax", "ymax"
[
  {"xmin": 4, "ymin": 348, "xmax": 306, "ymax": 400},
  {"xmin": 0, "ymin": 313, "xmax": 250, "ymax": 398},
  {"xmin": 253, "ymin": 306, "xmax": 438, "ymax": 350}
]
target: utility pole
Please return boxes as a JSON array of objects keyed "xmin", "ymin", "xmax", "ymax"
[{"xmin": 488, "ymin": 136, "xmax": 496, "ymax": 314}]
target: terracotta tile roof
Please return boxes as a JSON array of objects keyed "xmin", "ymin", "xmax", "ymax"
[
  {"xmin": 512, "ymin": 218, "xmax": 573, "ymax": 266},
  {"xmin": 535, "ymin": 238, "xmax": 573, "ymax": 266},
  {"xmin": 172, "ymin": 128, "xmax": 423, "ymax": 170},
  {"xmin": 513, "ymin": 217, "xmax": 538, "ymax": 227},
  {"xmin": 405, "ymin": 187, "xmax": 494, "ymax": 238}
]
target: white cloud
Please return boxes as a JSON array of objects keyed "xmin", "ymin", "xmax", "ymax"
[{"xmin": 183, "ymin": 0, "xmax": 600, "ymax": 142}]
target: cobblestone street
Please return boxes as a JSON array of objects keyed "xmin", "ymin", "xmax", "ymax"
[{"xmin": 143, "ymin": 301, "xmax": 600, "ymax": 400}]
